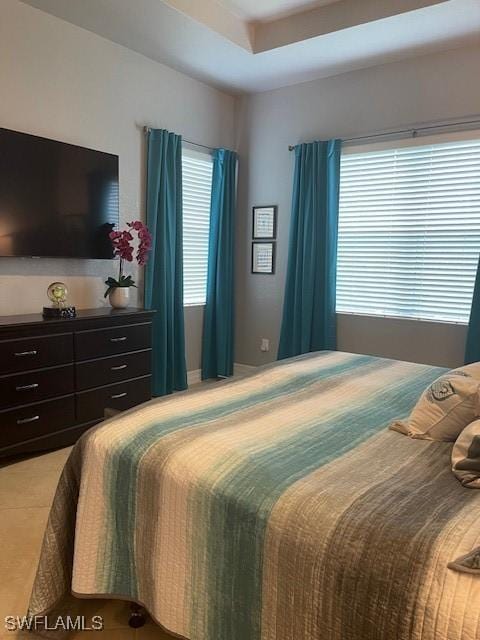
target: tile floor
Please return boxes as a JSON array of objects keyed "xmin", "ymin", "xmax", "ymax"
[{"xmin": 0, "ymin": 446, "xmax": 174, "ymax": 639}]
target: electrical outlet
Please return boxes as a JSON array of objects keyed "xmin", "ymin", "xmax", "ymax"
[{"xmin": 260, "ymin": 338, "xmax": 270, "ymax": 352}]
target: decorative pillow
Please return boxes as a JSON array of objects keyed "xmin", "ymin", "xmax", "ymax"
[
  {"xmin": 451, "ymin": 419, "xmax": 480, "ymax": 488},
  {"xmin": 459, "ymin": 361, "xmax": 480, "ymax": 380},
  {"xmin": 448, "ymin": 547, "xmax": 480, "ymax": 574},
  {"xmin": 389, "ymin": 366, "xmax": 480, "ymax": 441}
]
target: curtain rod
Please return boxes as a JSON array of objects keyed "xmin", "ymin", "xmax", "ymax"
[
  {"xmin": 143, "ymin": 126, "xmax": 215, "ymax": 152},
  {"xmin": 287, "ymin": 116, "xmax": 480, "ymax": 151}
]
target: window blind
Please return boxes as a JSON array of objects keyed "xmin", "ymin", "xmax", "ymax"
[
  {"xmin": 336, "ymin": 137, "xmax": 480, "ymax": 323},
  {"xmin": 182, "ymin": 150, "xmax": 213, "ymax": 306}
]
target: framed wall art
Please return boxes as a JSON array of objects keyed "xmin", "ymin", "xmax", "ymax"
[
  {"xmin": 251, "ymin": 241, "xmax": 275, "ymax": 274},
  {"xmin": 252, "ymin": 206, "xmax": 277, "ymax": 240}
]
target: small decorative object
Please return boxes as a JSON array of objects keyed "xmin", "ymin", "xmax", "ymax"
[
  {"xmin": 252, "ymin": 241, "xmax": 275, "ymax": 274},
  {"xmin": 42, "ymin": 282, "xmax": 77, "ymax": 318},
  {"xmin": 105, "ymin": 220, "xmax": 152, "ymax": 309},
  {"xmin": 252, "ymin": 206, "xmax": 277, "ymax": 240}
]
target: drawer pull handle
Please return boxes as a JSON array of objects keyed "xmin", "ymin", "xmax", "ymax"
[
  {"xmin": 111, "ymin": 364, "xmax": 128, "ymax": 371},
  {"xmin": 111, "ymin": 392, "xmax": 127, "ymax": 399},
  {"xmin": 17, "ymin": 415, "xmax": 40, "ymax": 425},
  {"xmin": 14, "ymin": 350, "xmax": 38, "ymax": 357},
  {"xmin": 16, "ymin": 383, "xmax": 39, "ymax": 391},
  {"xmin": 110, "ymin": 336, "xmax": 127, "ymax": 343}
]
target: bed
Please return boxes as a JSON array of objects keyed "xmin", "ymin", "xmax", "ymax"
[{"xmin": 29, "ymin": 351, "xmax": 480, "ymax": 639}]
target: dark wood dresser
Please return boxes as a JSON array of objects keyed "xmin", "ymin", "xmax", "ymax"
[{"xmin": 0, "ymin": 308, "xmax": 154, "ymax": 457}]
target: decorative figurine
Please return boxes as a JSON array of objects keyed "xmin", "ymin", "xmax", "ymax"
[{"xmin": 42, "ymin": 282, "xmax": 76, "ymax": 318}]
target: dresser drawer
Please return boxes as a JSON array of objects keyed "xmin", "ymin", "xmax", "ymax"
[
  {"xmin": 76, "ymin": 350, "xmax": 151, "ymax": 391},
  {"xmin": 0, "ymin": 395, "xmax": 76, "ymax": 449},
  {"xmin": 0, "ymin": 333, "xmax": 73, "ymax": 375},
  {"xmin": 75, "ymin": 323, "xmax": 151, "ymax": 361},
  {"xmin": 76, "ymin": 375, "xmax": 151, "ymax": 424},
  {"xmin": 0, "ymin": 364, "xmax": 74, "ymax": 410}
]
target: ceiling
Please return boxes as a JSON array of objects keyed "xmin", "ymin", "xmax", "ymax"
[
  {"xmin": 20, "ymin": 0, "xmax": 480, "ymax": 94},
  {"xmin": 218, "ymin": 0, "xmax": 341, "ymax": 22}
]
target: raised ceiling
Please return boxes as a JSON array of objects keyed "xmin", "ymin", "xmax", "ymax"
[
  {"xmin": 20, "ymin": 0, "xmax": 480, "ymax": 94},
  {"xmin": 218, "ymin": 0, "xmax": 341, "ymax": 22}
]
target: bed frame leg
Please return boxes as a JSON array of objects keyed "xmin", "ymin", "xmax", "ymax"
[{"xmin": 128, "ymin": 603, "xmax": 147, "ymax": 628}]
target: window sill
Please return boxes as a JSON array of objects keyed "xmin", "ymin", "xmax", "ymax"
[
  {"xmin": 335, "ymin": 311, "xmax": 468, "ymax": 327},
  {"xmin": 184, "ymin": 303, "xmax": 206, "ymax": 308}
]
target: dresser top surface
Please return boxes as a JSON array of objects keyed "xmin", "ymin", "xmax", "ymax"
[{"xmin": 0, "ymin": 307, "xmax": 153, "ymax": 329}]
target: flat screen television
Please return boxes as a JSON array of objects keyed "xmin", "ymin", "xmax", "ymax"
[{"xmin": 0, "ymin": 128, "xmax": 119, "ymax": 258}]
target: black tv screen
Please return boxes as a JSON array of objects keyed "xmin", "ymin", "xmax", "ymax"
[{"xmin": 0, "ymin": 128, "xmax": 119, "ymax": 258}]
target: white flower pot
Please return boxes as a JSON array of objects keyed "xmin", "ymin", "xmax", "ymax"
[{"xmin": 109, "ymin": 287, "xmax": 130, "ymax": 309}]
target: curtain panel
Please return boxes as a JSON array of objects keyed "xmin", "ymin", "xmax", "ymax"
[
  {"xmin": 202, "ymin": 149, "xmax": 238, "ymax": 379},
  {"xmin": 465, "ymin": 257, "xmax": 480, "ymax": 364},
  {"xmin": 145, "ymin": 128, "xmax": 187, "ymax": 395},
  {"xmin": 278, "ymin": 139, "xmax": 342, "ymax": 360}
]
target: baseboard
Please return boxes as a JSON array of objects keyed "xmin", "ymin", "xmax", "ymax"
[
  {"xmin": 233, "ymin": 362, "xmax": 256, "ymax": 376},
  {"xmin": 187, "ymin": 369, "xmax": 202, "ymax": 385},
  {"xmin": 187, "ymin": 362, "xmax": 256, "ymax": 385}
]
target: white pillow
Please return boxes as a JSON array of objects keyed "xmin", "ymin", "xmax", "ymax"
[
  {"xmin": 451, "ymin": 418, "xmax": 480, "ymax": 488},
  {"xmin": 389, "ymin": 365, "xmax": 480, "ymax": 441}
]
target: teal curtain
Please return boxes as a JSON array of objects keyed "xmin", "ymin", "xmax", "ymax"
[
  {"xmin": 202, "ymin": 149, "xmax": 238, "ymax": 379},
  {"xmin": 278, "ymin": 139, "xmax": 341, "ymax": 360},
  {"xmin": 465, "ymin": 256, "xmax": 480, "ymax": 363},
  {"xmin": 145, "ymin": 129, "xmax": 187, "ymax": 395}
]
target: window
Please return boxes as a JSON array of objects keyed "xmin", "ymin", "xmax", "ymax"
[
  {"xmin": 182, "ymin": 148, "xmax": 213, "ymax": 305},
  {"xmin": 336, "ymin": 134, "xmax": 480, "ymax": 323}
]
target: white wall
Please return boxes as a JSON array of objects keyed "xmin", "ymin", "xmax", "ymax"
[
  {"xmin": 235, "ymin": 45, "xmax": 480, "ymax": 368},
  {"xmin": 0, "ymin": 0, "xmax": 235, "ymax": 370}
]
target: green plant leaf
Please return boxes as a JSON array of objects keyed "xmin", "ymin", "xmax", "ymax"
[
  {"xmin": 118, "ymin": 274, "xmax": 136, "ymax": 287},
  {"xmin": 104, "ymin": 274, "xmax": 136, "ymax": 295}
]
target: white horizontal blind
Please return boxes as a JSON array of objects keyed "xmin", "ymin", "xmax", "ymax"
[
  {"xmin": 337, "ymin": 137, "xmax": 480, "ymax": 323},
  {"xmin": 182, "ymin": 149, "xmax": 213, "ymax": 305}
]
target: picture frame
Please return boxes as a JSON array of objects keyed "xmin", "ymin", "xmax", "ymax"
[
  {"xmin": 252, "ymin": 206, "xmax": 277, "ymax": 240},
  {"xmin": 251, "ymin": 241, "xmax": 275, "ymax": 274}
]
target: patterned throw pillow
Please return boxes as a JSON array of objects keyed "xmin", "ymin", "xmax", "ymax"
[
  {"xmin": 451, "ymin": 419, "xmax": 480, "ymax": 488},
  {"xmin": 389, "ymin": 367, "xmax": 480, "ymax": 441}
]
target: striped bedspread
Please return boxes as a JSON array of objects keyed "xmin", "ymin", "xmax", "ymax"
[{"xmin": 29, "ymin": 351, "xmax": 480, "ymax": 639}]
